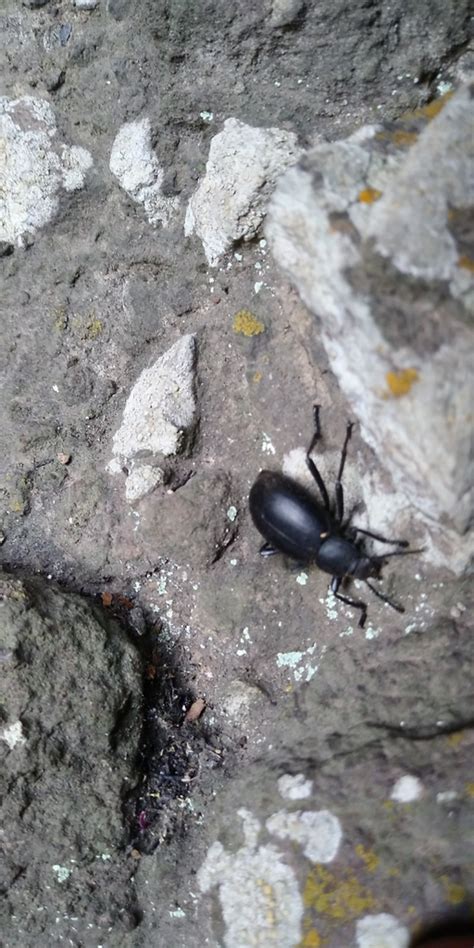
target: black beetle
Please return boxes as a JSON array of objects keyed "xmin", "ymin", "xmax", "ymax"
[{"xmin": 249, "ymin": 405, "xmax": 421, "ymax": 627}]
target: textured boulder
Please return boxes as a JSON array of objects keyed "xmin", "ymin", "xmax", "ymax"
[
  {"xmin": 266, "ymin": 85, "xmax": 474, "ymax": 570},
  {"xmin": 0, "ymin": 96, "xmax": 93, "ymax": 246},
  {"xmin": 0, "ymin": 573, "xmax": 142, "ymax": 945},
  {"xmin": 110, "ymin": 117, "xmax": 180, "ymax": 227},
  {"xmin": 185, "ymin": 118, "xmax": 301, "ymax": 265},
  {"xmin": 108, "ymin": 334, "xmax": 197, "ymax": 501}
]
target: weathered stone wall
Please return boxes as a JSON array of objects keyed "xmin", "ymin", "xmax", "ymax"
[{"xmin": 1, "ymin": 1, "xmax": 473, "ymax": 946}]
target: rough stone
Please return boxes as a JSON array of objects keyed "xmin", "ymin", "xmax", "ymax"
[
  {"xmin": 270, "ymin": 0, "xmax": 306, "ymax": 28},
  {"xmin": 109, "ymin": 334, "xmax": 197, "ymax": 491},
  {"xmin": 125, "ymin": 462, "xmax": 164, "ymax": 502},
  {"xmin": 266, "ymin": 85, "xmax": 474, "ymax": 569},
  {"xmin": 0, "ymin": 97, "xmax": 93, "ymax": 246},
  {"xmin": 355, "ymin": 914, "xmax": 410, "ymax": 948},
  {"xmin": 110, "ymin": 117, "xmax": 180, "ymax": 227},
  {"xmin": 0, "ymin": 572, "xmax": 142, "ymax": 946},
  {"xmin": 1, "ymin": 2, "xmax": 474, "ymax": 945},
  {"xmin": 139, "ymin": 469, "xmax": 238, "ymax": 569},
  {"xmin": 185, "ymin": 117, "xmax": 301, "ymax": 265}
]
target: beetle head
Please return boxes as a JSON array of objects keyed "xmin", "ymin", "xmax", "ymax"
[{"xmin": 351, "ymin": 555, "xmax": 383, "ymax": 580}]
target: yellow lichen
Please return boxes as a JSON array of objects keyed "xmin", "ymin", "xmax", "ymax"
[
  {"xmin": 385, "ymin": 368, "xmax": 419, "ymax": 398},
  {"xmin": 253, "ymin": 371, "xmax": 263, "ymax": 383},
  {"xmin": 441, "ymin": 876, "xmax": 466, "ymax": 906},
  {"xmin": 447, "ymin": 731, "xmax": 464, "ymax": 748},
  {"xmin": 303, "ymin": 865, "xmax": 376, "ymax": 921},
  {"xmin": 458, "ymin": 255, "xmax": 474, "ymax": 273},
  {"xmin": 355, "ymin": 845, "xmax": 379, "ymax": 873},
  {"xmin": 233, "ymin": 309, "xmax": 265, "ymax": 336},
  {"xmin": 465, "ymin": 782, "xmax": 474, "ymax": 798},
  {"xmin": 358, "ymin": 187, "xmax": 383, "ymax": 204},
  {"xmin": 85, "ymin": 317, "xmax": 103, "ymax": 339},
  {"xmin": 387, "ymin": 867, "xmax": 401, "ymax": 878},
  {"xmin": 299, "ymin": 929, "xmax": 322, "ymax": 947},
  {"xmin": 52, "ymin": 306, "xmax": 68, "ymax": 331}
]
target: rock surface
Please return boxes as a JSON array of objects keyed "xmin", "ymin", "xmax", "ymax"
[
  {"xmin": 0, "ymin": 96, "xmax": 93, "ymax": 245},
  {"xmin": 267, "ymin": 86, "xmax": 474, "ymax": 570},
  {"xmin": 0, "ymin": 572, "xmax": 142, "ymax": 946},
  {"xmin": 108, "ymin": 334, "xmax": 197, "ymax": 499},
  {"xmin": 110, "ymin": 118, "xmax": 180, "ymax": 228},
  {"xmin": 185, "ymin": 117, "xmax": 301, "ymax": 265},
  {"xmin": 0, "ymin": 0, "xmax": 473, "ymax": 945}
]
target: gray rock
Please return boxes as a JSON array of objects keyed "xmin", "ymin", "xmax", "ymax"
[
  {"xmin": 139, "ymin": 469, "xmax": 238, "ymax": 569},
  {"xmin": 108, "ymin": 335, "xmax": 197, "ymax": 498},
  {"xmin": 0, "ymin": 96, "xmax": 93, "ymax": 245},
  {"xmin": 185, "ymin": 118, "xmax": 301, "ymax": 265},
  {"xmin": 109, "ymin": 117, "xmax": 180, "ymax": 227},
  {"xmin": 270, "ymin": 0, "xmax": 305, "ymax": 28},
  {"xmin": 0, "ymin": 572, "xmax": 142, "ymax": 946},
  {"xmin": 266, "ymin": 85, "xmax": 474, "ymax": 570}
]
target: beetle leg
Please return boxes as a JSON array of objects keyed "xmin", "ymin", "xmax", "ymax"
[
  {"xmin": 259, "ymin": 542, "xmax": 280, "ymax": 557},
  {"xmin": 365, "ymin": 579, "xmax": 405, "ymax": 614},
  {"xmin": 330, "ymin": 576, "xmax": 367, "ymax": 627},
  {"xmin": 306, "ymin": 404, "xmax": 331, "ymax": 511},
  {"xmin": 334, "ymin": 421, "xmax": 353, "ymax": 525},
  {"xmin": 352, "ymin": 526, "xmax": 409, "ymax": 547}
]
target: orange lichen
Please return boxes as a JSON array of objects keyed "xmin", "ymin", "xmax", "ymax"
[
  {"xmin": 233, "ymin": 309, "xmax": 265, "ymax": 336},
  {"xmin": 303, "ymin": 866, "xmax": 376, "ymax": 921},
  {"xmin": 375, "ymin": 129, "xmax": 418, "ymax": 148},
  {"xmin": 458, "ymin": 255, "xmax": 474, "ymax": 273},
  {"xmin": 385, "ymin": 368, "xmax": 419, "ymax": 397},
  {"xmin": 391, "ymin": 130, "xmax": 419, "ymax": 147},
  {"xmin": 358, "ymin": 187, "xmax": 383, "ymax": 204},
  {"xmin": 355, "ymin": 845, "xmax": 379, "ymax": 873},
  {"xmin": 401, "ymin": 92, "xmax": 454, "ymax": 123}
]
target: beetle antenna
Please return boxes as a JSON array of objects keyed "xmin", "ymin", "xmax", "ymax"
[
  {"xmin": 372, "ymin": 547, "xmax": 425, "ymax": 561},
  {"xmin": 364, "ymin": 580, "xmax": 404, "ymax": 614}
]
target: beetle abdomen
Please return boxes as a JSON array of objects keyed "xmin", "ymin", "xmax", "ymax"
[{"xmin": 249, "ymin": 471, "xmax": 330, "ymax": 562}]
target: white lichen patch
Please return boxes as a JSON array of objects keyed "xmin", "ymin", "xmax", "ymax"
[
  {"xmin": 227, "ymin": 505, "xmax": 238, "ymax": 522},
  {"xmin": 296, "ymin": 572, "xmax": 308, "ymax": 585},
  {"xmin": 266, "ymin": 808, "xmax": 342, "ymax": 863},
  {"xmin": 0, "ymin": 721, "xmax": 26, "ymax": 750},
  {"xmin": 185, "ymin": 117, "xmax": 301, "ymax": 265},
  {"xmin": 52, "ymin": 865, "xmax": 72, "ymax": 883},
  {"xmin": 0, "ymin": 96, "xmax": 93, "ymax": 244},
  {"xmin": 390, "ymin": 774, "xmax": 423, "ymax": 803},
  {"xmin": 108, "ymin": 335, "xmax": 197, "ymax": 492},
  {"xmin": 436, "ymin": 790, "xmax": 458, "ymax": 803},
  {"xmin": 110, "ymin": 117, "xmax": 179, "ymax": 227},
  {"xmin": 125, "ymin": 464, "xmax": 163, "ymax": 502},
  {"xmin": 169, "ymin": 907, "xmax": 186, "ymax": 918},
  {"xmin": 276, "ymin": 643, "xmax": 319, "ymax": 683},
  {"xmin": 197, "ymin": 809, "xmax": 303, "ymax": 948},
  {"xmin": 277, "ymin": 773, "xmax": 313, "ymax": 801},
  {"xmin": 355, "ymin": 913, "xmax": 409, "ymax": 948},
  {"xmin": 365, "ymin": 625, "xmax": 380, "ymax": 640},
  {"xmin": 262, "ymin": 432, "xmax": 276, "ymax": 455}
]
